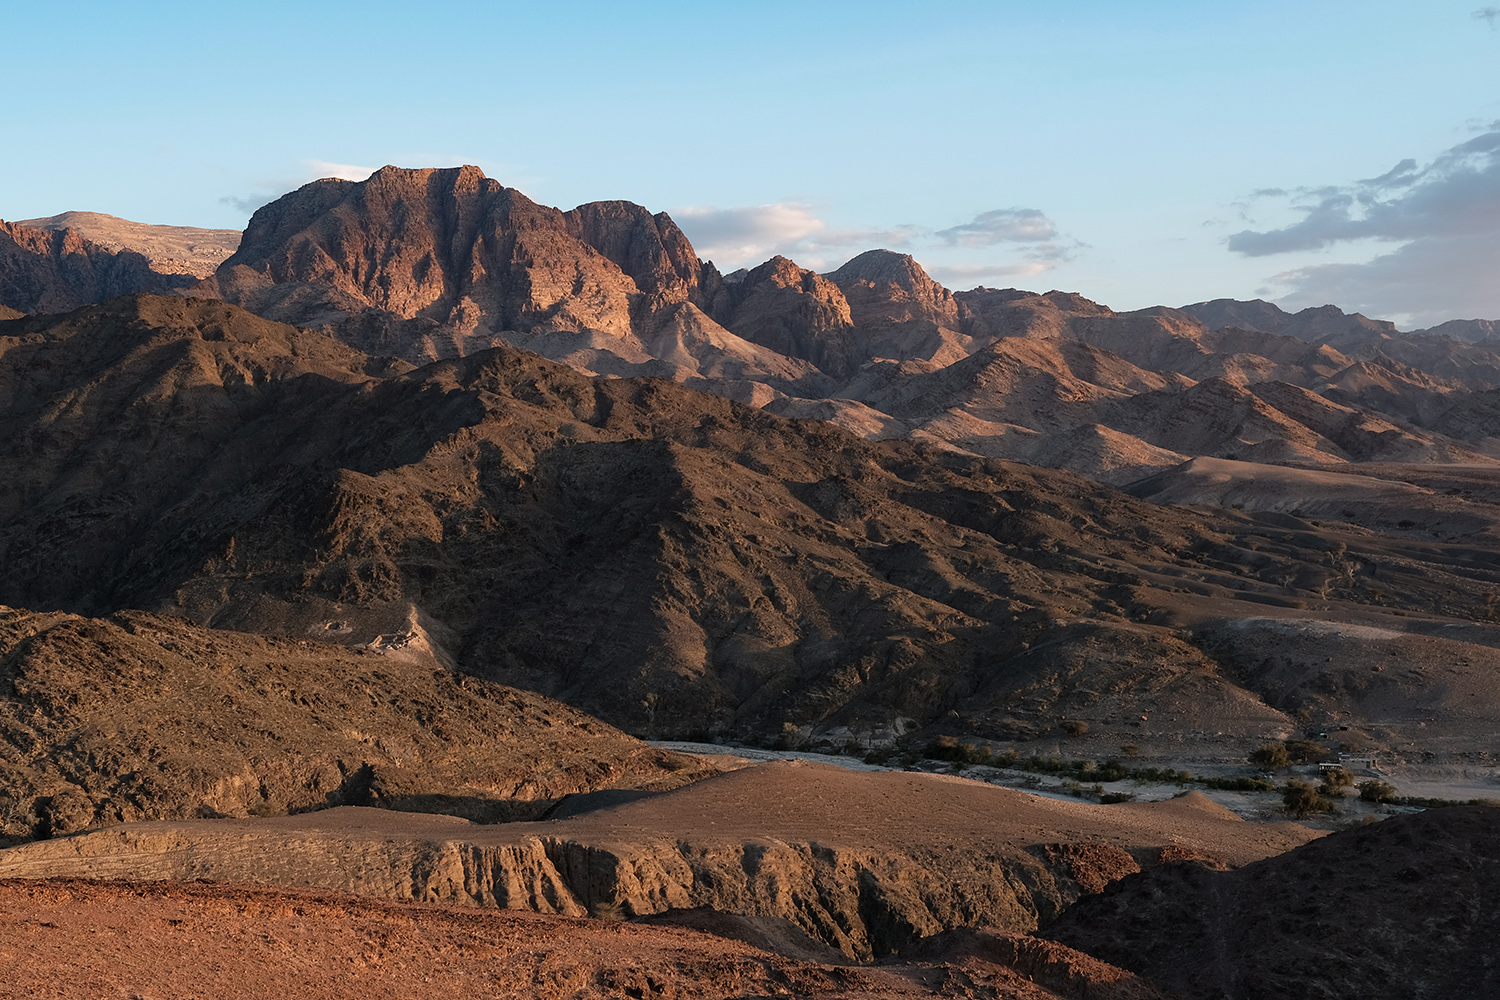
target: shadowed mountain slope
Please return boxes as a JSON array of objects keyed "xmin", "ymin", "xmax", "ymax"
[
  {"xmin": 5, "ymin": 295, "xmax": 1500, "ymax": 748},
  {"xmin": 1044, "ymin": 804, "xmax": 1500, "ymax": 1000}
]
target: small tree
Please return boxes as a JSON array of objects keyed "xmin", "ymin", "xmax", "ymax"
[
  {"xmin": 1359, "ymin": 778, "xmax": 1397, "ymax": 804},
  {"xmin": 1250, "ymin": 743, "xmax": 1291, "ymax": 769},
  {"xmin": 1282, "ymin": 779, "xmax": 1336, "ymax": 818},
  {"xmin": 1284, "ymin": 738, "xmax": 1328, "ymax": 764},
  {"xmin": 1318, "ymin": 767, "xmax": 1353, "ymax": 796}
]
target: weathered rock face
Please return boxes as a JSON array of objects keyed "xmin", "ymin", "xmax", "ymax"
[
  {"xmin": 195, "ymin": 166, "xmax": 831, "ymax": 394},
  {"xmin": 0, "ymin": 219, "xmax": 194, "ymax": 315},
  {"xmin": 205, "ymin": 166, "xmax": 641, "ymax": 343},
  {"xmin": 561, "ymin": 199, "xmax": 704, "ymax": 310},
  {"xmin": 704, "ymin": 256, "xmax": 859, "ymax": 375},
  {"xmin": 0, "ymin": 605, "xmax": 709, "ymax": 846},
  {"xmin": 827, "ymin": 250, "xmax": 961, "ymax": 332}
]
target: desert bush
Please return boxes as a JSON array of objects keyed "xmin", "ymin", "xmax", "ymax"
[
  {"xmin": 1282, "ymin": 779, "xmax": 1336, "ymax": 818},
  {"xmin": 1284, "ymin": 738, "xmax": 1328, "ymax": 764},
  {"xmin": 1359, "ymin": 778, "xmax": 1397, "ymax": 803},
  {"xmin": 1100, "ymin": 791, "xmax": 1137, "ymax": 804},
  {"xmin": 1202, "ymin": 775, "xmax": 1276, "ymax": 792},
  {"xmin": 1250, "ymin": 743, "xmax": 1290, "ymax": 769},
  {"xmin": 923, "ymin": 735, "xmax": 992, "ymax": 766},
  {"xmin": 1061, "ymin": 719, "xmax": 1090, "ymax": 736},
  {"xmin": 1319, "ymin": 767, "xmax": 1353, "ymax": 795},
  {"xmin": 1120, "ymin": 743, "xmax": 1140, "ymax": 757}
]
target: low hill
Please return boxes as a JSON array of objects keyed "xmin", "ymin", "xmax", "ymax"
[{"xmin": 0, "ymin": 605, "xmax": 709, "ymax": 846}]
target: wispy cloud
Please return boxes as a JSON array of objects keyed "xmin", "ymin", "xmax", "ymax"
[
  {"xmin": 1475, "ymin": 6, "xmax": 1500, "ymax": 28},
  {"xmin": 1232, "ymin": 124, "xmax": 1500, "ymax": 324}
]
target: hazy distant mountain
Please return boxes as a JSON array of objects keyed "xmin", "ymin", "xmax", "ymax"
[{"xmin": 18, "ymin": 211, "xmax": 240, "ymax": 279}]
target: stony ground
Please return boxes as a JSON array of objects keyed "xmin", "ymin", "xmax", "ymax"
[{"xmin": 0, "ymin": 878, "xmax": 1164, "ymax": 1000}]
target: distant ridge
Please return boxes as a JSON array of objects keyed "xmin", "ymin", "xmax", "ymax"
[{"xmin": 18, "ymin": 211, "xmax": 240, "ymax": 279}]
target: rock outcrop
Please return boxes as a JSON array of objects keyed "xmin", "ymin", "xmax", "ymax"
[{"xmin": 0, "ymin": 219, "xmax": 195, "ymax": 315}]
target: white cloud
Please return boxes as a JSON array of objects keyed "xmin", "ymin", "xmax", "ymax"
[
  {"xmin": 305, "ymin": 160, "xmax": 377, "ymax": 182},
  {"xmin": 1264, "ymin": 230, "xmax": 1500, "ymax": 328},
  {"xmin": 1231, "ymin": 125, "xmax": 1500, "ymax": 323},
  {"xmin": 673, "ymin": 203, "xmax": 828, "ymax": 264},
  {"xmin": 1229, "ymin": 127, "xmax": 1500, "ymax": 256}
]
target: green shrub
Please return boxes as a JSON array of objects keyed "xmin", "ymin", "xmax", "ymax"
[
  {"xmin": 1359, "ymin": 779, "xmax": 1397, "ymax": 803},
  {"xmin": 1319, "ymin": 767, "xmax": 1353, "ymax": 795},
  {"xmin": 1282, "ymin": 779, "xmax": 1336, "ymax": 818},
  {"xmin": 1285, "ymin": 739, "xmax": 1328, "ymax": 764},
  {"xmin": 1250, "ymin": 743, "xmax": 1290, "ymax": 769},
  {"xmin": 923, "ymin": 735, "xmax": 992, "ymax": 766}
]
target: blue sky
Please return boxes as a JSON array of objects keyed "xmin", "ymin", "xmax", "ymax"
[{"xmin": 5, "ymin": 1, "xmax": 1498, "ymax": 326}]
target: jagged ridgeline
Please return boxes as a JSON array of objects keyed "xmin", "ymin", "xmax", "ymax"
[
  {"xmin": 8, "ymin": 165, "xmax": 1500, "ymax": 490},
  {"xmin": 3, "ymin": 294, "xmax": 1499, "ymax": 743}
]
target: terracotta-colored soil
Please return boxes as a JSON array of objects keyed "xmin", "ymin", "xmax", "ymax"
[{"xmin": 0, "ymin": 878, "xmax": 1157, "ymax": 999}]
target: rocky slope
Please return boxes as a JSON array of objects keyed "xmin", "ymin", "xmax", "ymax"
[
  {"xmin": 1043, "ymin": 803, "xmax": 1500, "ymax": 1000},
  {"xmin": 5, "ymin": 294, "xmax": 1500, "ymax": 748},
  {"xmin": 0, "ymin": 218, "xmax": 195, "ymax": 315},
  {"xmin": 0, "ymin": 762, "xmax": 1318, "ymax": 960},
  {"xmin": 0, "ymin": 605, "xmax": 711, "ymax": 846},
  {"xmin": 18, "ymin": 211, "xmax": 240, "ymax": 279}
]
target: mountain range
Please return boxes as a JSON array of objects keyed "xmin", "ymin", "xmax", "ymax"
[
  {"xmin": 8, "ymin": 163, "xmax": 1500, "ymax": 487},
  {"xmin": 6, "ymin": 165, "xmax": 1500, "ymax": 997}
]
